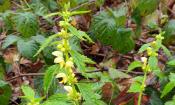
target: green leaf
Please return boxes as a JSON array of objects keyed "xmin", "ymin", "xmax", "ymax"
[
  {"xmin": 128, "ymin": 82, "xmax": 142, "ymax": 93},
  {"xmin": 169, "ymin": 73, "xmax": 175, "ymax": 82},
  {"xmin": 131, "ymin": 0, "xmax": 159, "ymax": 16},
  {"xmin": 149, "ymin": 91, "xmax": 163, "ymax": 105},
  {"xmin": 0, "ymin": 80, "xmax": 12, "ymax": 105},
  {"xmin": 70, "ymin": 50, "xmax": 95, "ymax": 73},
  {"xmin": 90, "ymin": 5, "xmax": 127, "ymax": 44},
  {"xmin": 17, "ymin": 39, "xmax": 39, "ymax": 59},
  {"xmin": 77, "ymin": 83, "xmax": 101, "ymax": 101},
  {"xmin": 21, "ymin": 85, "xmax": 35, "ymax": 100},
  {"xmin": 148, "ymin": 56, "xmax": 158, "ymax": 70},
  {"xmin": 128, "ymin": 76, "xmax": 143, "ymax": 93},
  {"xmin": 161, "ymin": 45, "xmax": 172, "ymax": 57},
  {"xmin": 0, "ymin": 0, "xmax": 10, "ymax": 12},
  {"xmin": 34, "ymin": 34, "xmax": 59, "ymax": 56},
  {"xmin": 83, "ymin": 100, "xmax": 107, "ymax": 105},
  {"xmin": 44, "ymin": 65, "xmax": 59, "ymax": 94},
  {"xmin": 163, "ymin": 19, "xmax": 175, "ymax": 44},
  {"xmin": 41, "ymin": 94, "xmax": 72, "ymax": 105},
  {"xmin": 68, "ymin": 25, "xmax": 93, "ymax": 43},
  {"xmin": 13, "ymin": 12, "xmax": 39, "ymax": 38},
  {"xmin": 109, "ymin": 68, "xmax": 130, "ymax": 79},
  {"xmin": 138, "ymin": 44, "xmax": 150, "ymax": 53},
  {"xmin": 2, "ymin": 35, "xmax": 20, "ymax": 49},
  {"xmin": 161, "ymin": 81, "xmax": 175, "ymax": 98},
  {"xmin": 0, "ymin": 11, "xmax": 13, "ymax": 30},
  {"xmin": 112, "ymin": 28, "xmax": 135, "ymax": 53},
  {"xmin": 167, "ymin": 59, "xmax": 175, "ymax": 66},
  {"xmin": 128, "ymin": 61, "xmax": 142, "ymax": 72}
]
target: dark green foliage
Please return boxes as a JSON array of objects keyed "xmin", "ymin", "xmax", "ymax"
[
  {"xmin": 17, "ymin": 39, "xmax": 39, "ymax": 59},
  {"xmin": 163, "ymin": 19, "xmax": 175, "ymax": 45},
  {"xmin": 13, "ymin": 12, "xmax": 39, "ymax": 38},
  {"xmin": 0, "ymin": 80, "xmax": 12, "ymax": 105},
  {"xmin": 90, "ymin": 6, "xmax": 135, "ymax": 53}
]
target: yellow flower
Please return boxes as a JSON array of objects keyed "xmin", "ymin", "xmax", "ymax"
[
  {"xmin": 52, "ymin": 51, "xmax": 63, "ymax": 57},
  {"xmin": 65, "ymin": 60, "xmax": 74, "ymax": 68},
  {"xmin": 56, "ymin": 73, "xmax": 68, "ymax": 84},
  {"xmin": 64, "ymin": 86, "xmax": 73, "ymax": 95},
  {"xmin": 54, "ymin": 57, "xmax": 64, "ymax": 64},
  {"xmin": 52, "ymin": 51, "xmax": 65, "ymax": 66}
]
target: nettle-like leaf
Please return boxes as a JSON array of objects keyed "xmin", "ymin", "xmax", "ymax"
[
  {"xmin": 0, "ymin": 80, "xmax": 12, "ymax": 105},
  {"xmin": 34, "ymin": 34, "xmax": 59, "ymax": 56},
  {"xmin": 17, "ymin": 39, "xmax": 39, "ymax": 59},
  {"xmin": 131, "ymin": 0, "xmax": 159, "ymax": 17},
  {"xmin": 0, "ymin": 10, "xmax": 13, "ymax": 30},
  {"xmin": 68, "ymin": 25, "xmax": 93, "ymax": 43},
  {"xmin": 41, "ymin": 94, "xmax": 72, "ymax": 105},
  {"xmin": 70, "ymin": 50, "xmax": 95, "ymax": 73},
  {"xmin": 111, "ymin": 28, "xmax": 135, "ymax": 54},
  {"xmin": 90, "ymin": 5, "xmax": 127, "ymax": 44},
  {"xmin": 13, "ymin": 12, "xmax": 39, "ymax": 38},
  {"xmin": 109, "ymin": 68, "xmax": 130, "ymax": 79},
  {"xmin": 44, "ymin": 65, "xmax": 59, "ymax": 94},
  {"xmin": 2, "ymin": 35, "xmax": 20, "ymax": 49},
  {"xmin": 90, "ymin": 6, "xmax": 135, "ymax": 53},
  {"xmin": 77, "ymin": 83, "xmax": 106, "ymax": 105},
  {"xmin": 161, "ymin": 73, "xmax": 175, "ymax": 98},
  {"xmin": 163, "ymin": 19, "xmax": 175, "ymax": 45}
]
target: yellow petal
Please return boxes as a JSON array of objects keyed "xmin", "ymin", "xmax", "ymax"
[
  {"xmin": 56, "ymin": 73, "xmax": 67, "ymax": 83},
  {"xmin": 64, "ymin": 86, "xmax": 73, "ymax": 93},
  {"xmin": 54, "ymin": 57, "xmax": 64, "ymax": 63},
  {"xmin": 52, "ymin": 51, "xmax": 63, "ymax": 57}
]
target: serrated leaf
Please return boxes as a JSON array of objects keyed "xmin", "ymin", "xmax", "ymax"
[
  {"xmin": 112, "ymin": 28, "xmax": 135, "ymax": 53},
  {"xmin": 167, "ymin": 59, "xmax": 175, "ymax": 66},
  {"xmin": 44, "ymin": 65, "xmax": 59, "ymax": 94},
  {"xmin": 13, "ymin": 12, "xmax": 39, "ymax": 38},
  {"xmin": 41, "ymin": 94, "xmax": 72, "ymax": 105},
  {"xmin": 148, "ymin": 56, "xmax": 158, "ymax": 70},
  {"xmin": 109, "ymin": 68, "xmax": 130, "ymax": 79},
  {"xmin": 161, "ymin": 81, "xmax": 175, "ymax": 98},
  {"xmin": 17, "ymin": 39, "xmax": 39, "ymax": 59},
  {"xmin": 0, "ymin": 11, "xmax": 13, "ymax": 30},
  {"xmin": 128, "ymin": 61, "xmax": 142, "ymax": 72},
  {"xmin": 163, "ymin": 19, "xmax": 175, "ymax": 44},
  {"xmin": 34, "ymin": 34, "xmax": 59, "ymax": 56},
  {"xmin": 0, "ymin": 80, "xmax": 12, "ymax": 105},
  {"xmin": 77, "ymin": 83, "xmax": 101, "ymax": 101},
  {"xmin": 90, "ymin": 5, "xmax": 127, "ymax": 44},
  {"xmin": 131, "ymin": 0, "xmax": 159, "ymax": 17},
  {"xmin": 21, "ymin": 85, "xmax": 35, "ymax": 100},
  {"xmin": 2, "ymin": 35, "xmax": 20, "ymax": 49},
  {"xmin": 70, "ymin": 50, "xmax": 94, "ymax": 73},
  {"xmin": 161, "ymin": 45, "xmax": 172, "ymax": 57},
  {"xmin": 68, "ymin": 25, "xmax": 93, "ymax": 43}
]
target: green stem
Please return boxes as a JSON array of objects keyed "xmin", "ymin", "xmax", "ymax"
[{"xmin": 138, "ymin": 72, "xmax": 147, "ymax": 105}]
